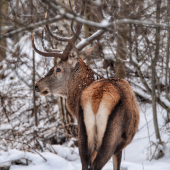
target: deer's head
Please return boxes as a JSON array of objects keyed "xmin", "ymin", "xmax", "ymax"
[
  {"xmin": 34, "ymin": 48, "xmax": 96, "ymax": 97},
  {"xmin": 32, "ymin": 20, "xmax": 98, "ymax": 97}
]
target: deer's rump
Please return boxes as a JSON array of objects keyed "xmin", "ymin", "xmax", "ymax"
[{"xmin": 78, "ymin": 78, "xmax": 140, "ymax": 166}]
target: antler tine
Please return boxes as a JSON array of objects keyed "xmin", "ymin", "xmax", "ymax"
[
  {"xmin": 69, "ymin": 0, "xmax": 73, "ymax": 12},
  {"xmin": 45, "ymin": 24, "xmax": 72, "ymax": 42},
  {"xmin": 69, "ymin": 0, "xmax": 76, "ymax": 35},
  {"xmin": 71, "ymin": 20, "xmax": 76, "ymax": 35},
  {"xmin": 44, "ymin": 12, "xmax": 72, "ymax": 42},
  {"xmin": 42, "ymin": 25, "xmax": 63, "ymax": 53},
  {"xmin": 33, "ymin": 2, "xmax": 85, "ymax": 61},
  {"xmin": 32, "ymin": 32, "xmax": 68, "ymax": 60}
]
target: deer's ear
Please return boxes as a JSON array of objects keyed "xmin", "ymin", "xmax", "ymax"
[
  {"xmin": 80, "ymin": 45, "xmax": 97, "ymax": 60},
  {"xmin": 67, "ymin": 49, "xmax": 79, "ymax": 67}
]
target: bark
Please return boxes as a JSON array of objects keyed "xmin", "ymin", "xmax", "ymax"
[
  {"xmin": 33, "ymin": 49, "xmax": 38, "ymax": 126},
  {"xmin": 84, "ymin": 3, "xmax": 91, "ymax": 66},
  {"xmin": 114, "ymin": 0, "xmax": 126, "ymax": 79},
  {"xmin": 113, "ymin": 0, "xmax": 126, "ymax": 167},
  {"xmin": 151, "ymin": 0, "xmax": 162, "ymax": 142},
  {"xmin": 166, "ymin": 0, "xmax": 170, "ymax": 121},
  {"xmin": 115, "ymin": 31, "xmax": 126, "ymax": 79},
  {"xmin": 31, "ymin": 1, "xmax": 38, "ymax": 127},
  {"xmin": 0, "ymin": 0, "xmax": 8, "ymax": 62}
]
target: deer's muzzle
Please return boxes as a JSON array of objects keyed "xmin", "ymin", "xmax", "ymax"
[
  {"xmin": 35, "ymin": 83, "xmax": 50, "ymax": 96},
  {"xmin": 35, "ymin": 85, "xmax": 39, "ymax": 92}
]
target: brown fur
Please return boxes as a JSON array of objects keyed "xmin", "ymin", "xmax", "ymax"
[
  {"xmin": 81, "ymin": 81, "xmax": 120, "ymax": 115},
  {"xmin": 66, "ymin": 58, "xmax": 102, "ymax": 117},
  {"xmin": 91, "ymin": 150, "xmax": 97, "ymax": 164},
  {"xmin": 113, "ymin": 155, "xmax": 118, "ymax": 170},
  {"xmin": 79, "ymin": 78, "xmax": 139, "ymax": 170}
]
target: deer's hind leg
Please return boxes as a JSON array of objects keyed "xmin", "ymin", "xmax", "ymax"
[
  {"xmin": 91, "ymin": 106, "xmax": 125, "ymax": 170},
  {"xmin": 113, "ymin": 151, "xmax": 122, "ymax": 170},
  {"xmin": 78, "ymin": 101, "xmax": 97, "ymax": 170}
]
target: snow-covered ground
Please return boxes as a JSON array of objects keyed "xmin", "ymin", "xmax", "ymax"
[{"xmin": 0, "ymin": 103, "xmax": 170, "ymax": 170}]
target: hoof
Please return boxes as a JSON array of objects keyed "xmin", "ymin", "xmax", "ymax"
[{"xmin": 88, "ymin": 168, "xmax": 93, "ymax": 170}]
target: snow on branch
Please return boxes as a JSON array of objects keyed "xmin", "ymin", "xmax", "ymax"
[
  {"xmin": 76, "ymin": 29, "xmax": 105, "ymax": 50},
  {"xmin": 1, "ymin": 2, "xmax": 170, "ymax": 40}
]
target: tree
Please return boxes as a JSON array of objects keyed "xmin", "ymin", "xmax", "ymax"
[
  {"xmin": 0, "ymin": 0, "xmax": 8, "ymax": 62},
  {"xmin": 151, "ymin": 0, "xmax": 162, "ymax": 142},
  {"xmin": 0, "ymin": 0, "xmax": 169, "ymax": 160}
]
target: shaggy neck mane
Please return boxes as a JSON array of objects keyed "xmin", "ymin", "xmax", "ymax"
[{"xmin": 66, "ymin": 58, "xmax": 102, "ymax": 117}]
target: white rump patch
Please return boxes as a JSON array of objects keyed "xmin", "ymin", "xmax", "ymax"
[
  {"xmin": 95, "ymin": 102, "xmax": 110, "ymax": 150},
  {"xmin": 83, "ymin": 101, "xmax": 96, "ymax": 151},
  {"xmin": 83, "ymin": 101, "xmax": 110, "ymax": 152}
]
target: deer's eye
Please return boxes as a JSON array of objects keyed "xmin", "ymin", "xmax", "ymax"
[{"xmin": 56, "ymin": 68, "xmax": 61, "ymax": 72}]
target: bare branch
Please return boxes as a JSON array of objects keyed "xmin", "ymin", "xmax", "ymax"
[
  {"xmin": 0, "ymin": 15, "xmax": 63, "ymax": 40},
  {"xmin": 76, "ymin": 29, "xmax": 105, "ymax": 51},
  {"xmin": 1, "ymin": 10, "xmax": 170, "ymax": 41},
  {"xmin": 0, "ymin": 137, "xmax": 47, "ymax": 162}
]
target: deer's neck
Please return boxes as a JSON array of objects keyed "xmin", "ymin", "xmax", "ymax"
[{"xmin": 66, "ymin": 59, "xmax": 102, "ymax": 118}]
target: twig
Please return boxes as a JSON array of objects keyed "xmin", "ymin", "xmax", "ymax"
[
  {"xmin": 0, "ymin": 137, "xmax": 47, "ymax": 162},
  {"xmin": 150, "ymin": 142, "xmax": 158, "ymax": 161},
  {"xmin": 0, "ymin": 15, "xmax": 63, "ymax": 40},
  {"xmin": 143, "ymin": 107, "xmax": 152, "ymax": 156}
]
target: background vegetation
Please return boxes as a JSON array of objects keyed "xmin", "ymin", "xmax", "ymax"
[{"xmin": 0, "ymin": 0, "xmax": 169, "ymax": 164}]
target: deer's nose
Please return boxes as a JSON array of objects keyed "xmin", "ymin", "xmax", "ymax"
[{"xmin": 35, "ymin": 85, "xmax": 39, "ymax": 92}]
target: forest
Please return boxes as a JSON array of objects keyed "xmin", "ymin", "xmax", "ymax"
[{"xmin": 0, "ymin": 0, "xmax": 170, "ymax": 170}]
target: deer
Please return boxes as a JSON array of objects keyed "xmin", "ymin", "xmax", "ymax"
[{"xmin": 32, "ymin": 4, "xmax": 140, "ymax": 170}]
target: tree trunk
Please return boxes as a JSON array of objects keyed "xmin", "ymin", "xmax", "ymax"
[
  {"xmin": 33, "ymin": 49, "xmax": 38, "ymax": 126},
  {"xmin": 115, "ymin": 33, "xmax": 126, "ymax": 79},
  {"xmin": 114, "ymin": 1, "xmax": 126, "ymax": 79},
  {"xmin": 166, "ymin": 0, "xmax": 170, "ymax": 122},
  {"xmin": 0, "ymin": 0, "xmax": 8, "ymax": 62},
  {"xmin": 31, "ymin": 1, "xmax": 38, "ymax": 127},
  {"xmin": 151, "ymin": 0, "xmax": 162, "ymax": 142}
]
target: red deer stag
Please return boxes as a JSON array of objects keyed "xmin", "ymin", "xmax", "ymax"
[{"xmin": 32, "ymin": 10, "xmax": 140, "ymax": 170}]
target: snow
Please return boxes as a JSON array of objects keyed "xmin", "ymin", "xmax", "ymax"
[
  {"xmin": 100, "ymin": 19, "xmax": 109, "ymax": 27},
  {"xmin": 52, "ymin": 145, "xmax": 79, "ymax": 161},
  {"xmin": 160, "ymin": 96, "xmax": 170, "ymax": 108},
  {"xmin": 0, "ymin": 124, "xmax": 13, "ymax": 130},
  {"xmin": 0, "ymin": 149, "xmax": 74, "ymax": 170},
  {"xmin": 92, "ymin": 0, "xmax": 102, "ymax": 6},
  {"xmin": 0, "ymin": 104, "xmax": 169, "ymax": 170}
]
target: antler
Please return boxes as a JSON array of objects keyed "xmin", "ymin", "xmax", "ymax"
[
  {"xmin": 41, "ymin": 25, "xmax": 63, "ymax": 53},
  {"xmin": 32, "ymin": 1, "xmax": 112, "ymax": 60},
  {"xmin": 32, "ymin": 32, "xmax": 64, "ymax": 58},
  {"xmin": 32, "ymin": 1, "xmax": 85, "ymax": 61},
  {"xmin": 43, "ymin": 11, "xmax": 73, "ymax": 42},
  {"xmin": 45, "ymin": 25, "xmax": 73, "ymax": 42}
]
